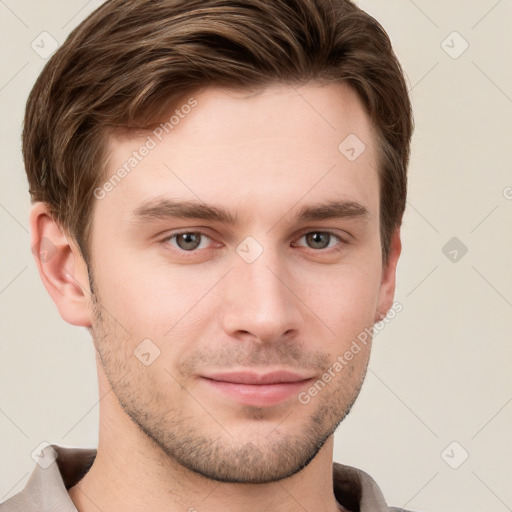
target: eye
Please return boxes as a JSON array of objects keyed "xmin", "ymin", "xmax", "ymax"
[
  {"xmin": 161, "ymin": 230, "xmax": 346, "ymax": 254},
  {"xmin": 164, "ymin": 231, "xmax": 213, "ymax": 251},
  {"xmin": 293, "ymin": 231, "xmax": 344, "ymax": 251}
]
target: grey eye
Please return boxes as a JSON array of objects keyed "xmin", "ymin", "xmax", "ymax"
[
  {"xmin": 305, "ymin": 232, "xmax": 332, "ymax": 249},
  {"xmin": 175, "ymin": 232, "xmax": 202, "ymax": 251}
]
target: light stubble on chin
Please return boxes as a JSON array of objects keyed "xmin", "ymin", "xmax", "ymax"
[{"xmin": 90, "ymin": 292, "xmax": 370, "ymax": 484}]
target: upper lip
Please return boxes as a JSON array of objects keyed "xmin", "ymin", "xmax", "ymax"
[{"xmin": 202, "ymin": 370, "xmax": 313, "ymax": 385}]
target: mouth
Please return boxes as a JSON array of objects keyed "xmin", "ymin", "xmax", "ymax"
[{"xmin": 199, "ymin": 370, "xmax": 314, "ymax": 407}]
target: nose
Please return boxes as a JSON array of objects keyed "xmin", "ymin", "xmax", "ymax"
[{"xmin": 220, "ymin": 247, "xmax": 303, "ymax": 344}]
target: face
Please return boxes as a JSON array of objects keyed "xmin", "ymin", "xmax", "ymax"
[{"xmin": 87, "ymin": 83, "xmax": 397, "ymax": 483}]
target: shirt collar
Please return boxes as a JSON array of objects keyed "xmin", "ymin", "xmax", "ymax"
[{"xmin": 2, "ymin": 444, "xmax": 392, "ymax": 512}]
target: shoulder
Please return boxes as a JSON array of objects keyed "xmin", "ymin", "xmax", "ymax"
[
  {"xmin": 0, "ymin": 444, "xmax": 96, "ymax": 512},
  {"xmin": 333, "ymin": 462, "xmax": 418, "ymax": 512}
]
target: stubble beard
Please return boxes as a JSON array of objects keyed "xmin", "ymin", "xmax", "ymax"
[{"xmin": 90, "ymin": 292, "xmax": 369, "ymax": 484}]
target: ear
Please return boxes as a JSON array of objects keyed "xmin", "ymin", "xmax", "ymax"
[
  {"xmin": 375, "ymin": 228, "xmax": 402, "ymax": 322},
  {"xmin": 29, "ymin": 202, "xmax": 93, "ymax": 327}
]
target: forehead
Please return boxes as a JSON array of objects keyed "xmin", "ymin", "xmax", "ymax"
[{"xmin": 98, "ymin": 82, "xmax": 379, "ymax": 225}]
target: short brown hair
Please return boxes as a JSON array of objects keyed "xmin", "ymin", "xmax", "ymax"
[{"xmin": 23, "ymin": 0, "xmax": 413, "ymax": 265}]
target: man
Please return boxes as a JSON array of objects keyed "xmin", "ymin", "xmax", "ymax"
[{"xmin": 1, "ymin": 0, "xmax": 414, "ymax": 510}]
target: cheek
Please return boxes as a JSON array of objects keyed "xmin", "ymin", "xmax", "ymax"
[
  {"xmin": 297, "ymin": 256, "xmax": 382, "ymax": 325},
  {"xmin": 92, "ymin": 249, "xmax": 223, "ymax": 345}
]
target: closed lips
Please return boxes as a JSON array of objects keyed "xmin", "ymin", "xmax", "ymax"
[{"xmin": 202, "ymin": 370, "xmax": 313, "ymax": 385}]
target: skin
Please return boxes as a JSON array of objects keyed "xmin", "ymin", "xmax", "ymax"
[{"xmin": 31, "ymin": 82, "xmax": 401, "ymax": 512}]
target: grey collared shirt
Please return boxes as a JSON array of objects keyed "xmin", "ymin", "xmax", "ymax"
[{"xmin": 0, "ymin": 444, "xmax": 412, "ymax": 511}]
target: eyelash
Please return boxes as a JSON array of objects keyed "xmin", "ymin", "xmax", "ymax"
[{"xmin": 160, "ymin": 230, "xmax": 348, "ymax": 255}]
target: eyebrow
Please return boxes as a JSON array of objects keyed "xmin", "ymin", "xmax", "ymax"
[
  {"xmin": 130, "ymin": 198, "xmax": 369, "ymax": 225},
  {"xmin": 132, "ymin": 199, "xmax": 238, "ymax": 224},
  {"xmin": 295, "ymin": 200, "xmax": 369, "ymax": 222}
]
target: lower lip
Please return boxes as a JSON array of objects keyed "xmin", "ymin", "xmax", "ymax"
[{"xmin": 201, "ymin": 378, "xmax": 312, "ymax": 407}]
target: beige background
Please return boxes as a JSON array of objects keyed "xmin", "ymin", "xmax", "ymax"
[{"xmin": 1, "ymin": 1, "xmax": 511, "ymax": 510}]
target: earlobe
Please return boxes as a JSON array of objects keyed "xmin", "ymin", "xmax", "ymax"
[
  {"xmin": 29, "ymin": 202, "xmax": 93, "ymax": 327},
  {"xmin": 375, "ymin": 229, "xmax": 402, "ymax": 322}
]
